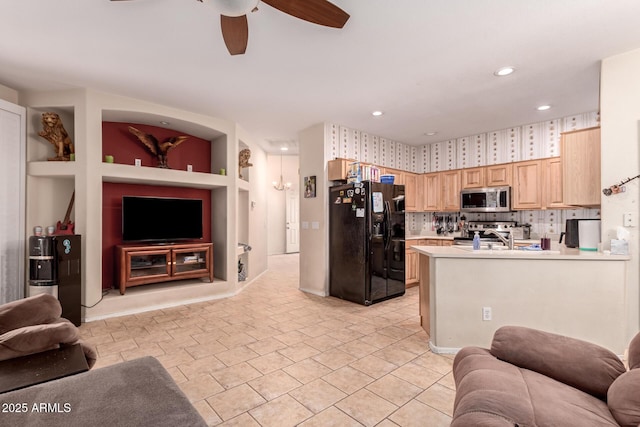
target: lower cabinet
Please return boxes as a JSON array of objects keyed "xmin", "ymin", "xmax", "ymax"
[
  {"xmin": 116, "ymin": 242, "xmax": 214, "ymax": 295},
  {"xmin": 405, "ymin": 246, "xmax": 419, "ymax": 287},
  {"xmin": 406, "ymin": 238, "xmax": 453, "ymax": 287}
]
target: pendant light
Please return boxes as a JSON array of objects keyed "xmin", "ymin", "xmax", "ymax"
[{"xmin": 273, "ymin": 148, "xmax": 291, "ymax": 191}]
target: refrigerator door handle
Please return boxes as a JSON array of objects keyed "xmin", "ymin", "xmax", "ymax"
[{"xmin": 384, "ymin": 201, "xmax": 391, "ymax": 251}]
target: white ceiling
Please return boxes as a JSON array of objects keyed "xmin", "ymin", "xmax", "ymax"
[{"xmin": 2, "ymin": 1, "xmax": 640, "ymax": 154}]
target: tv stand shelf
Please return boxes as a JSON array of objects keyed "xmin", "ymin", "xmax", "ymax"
[{"xmin": 116, "ymin": 242, "xmax": 213, "ymax": 295}]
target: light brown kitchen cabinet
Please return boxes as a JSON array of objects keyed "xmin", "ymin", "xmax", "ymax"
[
  {"xmin": 441, "ymin": 170, "xmax": 461, "ymax": 211},
  {"xmin": 327, "ymin": 158, "xmax": 353, "ymax": 181},
  {"xmin": 403, "ymin": 172, "xmax": 419, "ymax": 212},
  {"xmin": 544, "ymin": 157, "xmax": 569, "ymax": 209},
  {"xmin": 405, "ymin": 242, "xmax": 419, "ymax": 287},
  {"xmin": 512, "ymin": 160, "xmax": 543, "ymax": 210},
  {"xmin": 486, "ymin": 163, "xmax": 512, "ymax": 187},
  {"xmin": 422, "ymin": 173, "xmax": 441, "ymax": 211},
  {"xmin": 561, "ymin": 127, "xmax": 601, "ymax": 206},
  {"xmin": 461, "ymin": 167, "xmax": 485, "ymax": 189}
]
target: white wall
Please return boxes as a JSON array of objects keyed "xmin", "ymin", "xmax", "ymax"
[
  {"xmin": 267, "ymin": 154, "xmax": 299, "ymax": 255},
  {"xmin": 601, "ymin": 48, "xmax": 640, "ymax": 342},
  {"xmin": 0, "ymin": 83, "xmax": 18, "ymax": 104},
  {"xmin": 298, "ymin": 124, "xmax": 329, "ymax": 296}
]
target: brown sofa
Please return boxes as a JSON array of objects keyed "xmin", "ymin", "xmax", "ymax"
[
  {"xmin": 0, "ymin": 293, "xmax": 96, "ymax": 367},
  {"xmin": 452, "ymin": 326, "xmax": 640, "ymax": 426}
]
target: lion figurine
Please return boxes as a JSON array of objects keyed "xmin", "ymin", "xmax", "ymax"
[
  {"xmin": 38, "ymin": 112, "xmax": 74, "ymax": 161},
  {"xmin": 239, "ymin": 148, "xmax": 253, "ymax": 178}
]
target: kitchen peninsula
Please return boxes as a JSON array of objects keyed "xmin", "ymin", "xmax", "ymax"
[{"xmin": 412, "ymin": 245, "xmax": 630, "ymax": 355}]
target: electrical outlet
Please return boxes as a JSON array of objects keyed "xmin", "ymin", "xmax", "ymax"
[
  {"xmin": 623, "ymin": 212, "xmax": 635, "ymax": 227},
  {"xmin": 187, "ymin": 164, "xmax": 193, "ymax": 172},
  {"xmin": 134, "ymin": 158, "xmax": 141, "ymax": 167},
  {"xmin": 482, "ymin": 307, "xmax": 492, "ymax": 321}
]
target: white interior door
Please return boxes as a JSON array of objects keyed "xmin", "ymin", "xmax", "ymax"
[{"xmin": 285, "ymin": 190, "xmax": 300, "ymax": 253}]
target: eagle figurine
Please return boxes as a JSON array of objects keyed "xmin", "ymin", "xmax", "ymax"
[{"xmin": 128, "ymin": 126, "xmax": 189, "ymax": 169}]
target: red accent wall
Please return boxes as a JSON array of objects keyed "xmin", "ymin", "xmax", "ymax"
[
  {"xmin": 102, "ymin": 122, "xmax": 211, "ymax": 172},
  {"xmin": 101, "ymin": 122, "xmax": 213, "ymax": 290}
]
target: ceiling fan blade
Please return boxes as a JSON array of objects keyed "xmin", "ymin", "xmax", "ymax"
[
  {"xmin": 220, "ymin": 15, "xmax": 249, "ymax": 55},
  {"xmin": 261, "ymin": 0, "xmax": 349, "ymax": 28}
]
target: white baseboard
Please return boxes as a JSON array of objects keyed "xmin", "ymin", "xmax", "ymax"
[
  {"xmin": 429, "ymin": 340, "xmax": 460, "ymax": 354},
  {"xmin": 298, "ymin": 287, "xmax": 328, "ymax": 297}
]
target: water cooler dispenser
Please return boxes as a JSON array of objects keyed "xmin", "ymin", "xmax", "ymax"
[
  {"xmin": 29, "ymin": 236, "xmax": 57, "ymax": 296},
  {"xmin": 28, "ymin": 234, "xmax": 82, "ymax": 326}
]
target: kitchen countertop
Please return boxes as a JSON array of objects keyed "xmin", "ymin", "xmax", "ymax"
[
  {"xmin": 405, "ymin": 234, "xmax": 457, "ymax": 240},
  {"xmin": 411, "ymin": 244, "xmax": 630, "ymax": 261}
]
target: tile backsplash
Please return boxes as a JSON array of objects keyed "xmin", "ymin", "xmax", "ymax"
[{"xmin": 407, "ymin": 208, "xmax": 601, "ymax": 238}]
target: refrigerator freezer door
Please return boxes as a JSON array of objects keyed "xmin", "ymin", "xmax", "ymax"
[
  {"xmin": 329, "ymin": 184, "xmax": 370, "ymax": 304},
  {"xmin": 385, "ymin": 184, "xmax": 405, "ymax": 299}
]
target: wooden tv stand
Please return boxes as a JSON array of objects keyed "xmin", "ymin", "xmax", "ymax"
[{"xmin": 116, "ymin": 242, "xmax": 213, "ymax": 295}]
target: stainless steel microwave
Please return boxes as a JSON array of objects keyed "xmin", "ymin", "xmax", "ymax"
[{"xmin": 460, "ymin": 186, "xmax": 511, "ymax": 213}]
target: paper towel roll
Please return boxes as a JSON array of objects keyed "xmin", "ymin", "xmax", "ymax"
[{"xmin": 578, "ymin": 220, "xmax": 600, "ymax": 251}]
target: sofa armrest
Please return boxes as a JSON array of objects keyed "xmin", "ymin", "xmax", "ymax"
[
  {"xmin": 0, "ymin": 294, "xmax": 62, "ymax": 335},
  {"xmin": 490, "ymin": 326, "xmax": 626, "ymax": 400}
]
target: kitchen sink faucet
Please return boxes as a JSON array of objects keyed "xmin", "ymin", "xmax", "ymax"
[{"xmin": 485, "ymin": 229, "xmax": 514, "ymax": 250}]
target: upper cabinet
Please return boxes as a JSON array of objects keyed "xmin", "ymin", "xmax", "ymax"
[
  {"xmin": 402, "ymin": 172, "xmax": 419, "ymax": 212},
  {"xmin": 461, "ymin": 164, "xmax": 511, "ymax": 189},
  {"xmin": 422, "ymin": 173, "xmax": 441, "ymax": 211},
  {"xmin": 544, "ymin": 157, "xmax": 569, "ymax": 209},
  {"xmin": 486, "ymin": 164, "xmax": 512, "ymax": 187},
  {"xmin": 441, "ymin": 170, "xmax": 461, "ymax": 211},
  {"xmin": 561, "ymin": 127, "xmax": 601, "ymax": 207},
  {"xmin": 461, "ymin": 167, "xmax": 485, "ymax": 189},
  {"xmin": 512, "ymin": 160, "xmax": 543, "ymax": 210}
]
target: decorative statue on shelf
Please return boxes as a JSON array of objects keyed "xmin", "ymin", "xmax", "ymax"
[
  {"xmin": 239, "ymin": 148, "xmax": 253, "ymax": 178},
  {"xmin": 127, "ymin": 126, "xmax": 189, "ymax": 169},
  {"xmin": 38, "ymin": 112, "xmax": 75, "ymax": 161}
]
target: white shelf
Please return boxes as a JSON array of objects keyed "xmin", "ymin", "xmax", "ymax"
[
  {"xmin": 237, "ymin": 178, "xmax": 250, "ymax": 192},
  {"xmin": 100, "ymin": 163, "xmax": 229, "ymax": 189},
  {"xmin": 28, "ymin": 161, "xmax": 77, "ymax": 178}
]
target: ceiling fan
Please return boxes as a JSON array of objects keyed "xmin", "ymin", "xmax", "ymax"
[{"xmin": 111, "ymin": 0, "xmax": 350, "ymax": 55}]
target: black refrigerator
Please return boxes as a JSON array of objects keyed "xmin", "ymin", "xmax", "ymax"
[{"xmin": 329, "ymin": 181, "xmax": 405, "ymax": 306}]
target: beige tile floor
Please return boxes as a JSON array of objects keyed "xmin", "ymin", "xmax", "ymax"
[{"xmin": 79, "ymin": 254, "xmax": 456, "ymax": 426}]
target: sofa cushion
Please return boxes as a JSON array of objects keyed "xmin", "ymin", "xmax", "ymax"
[
  {"xmin": 0, "ymin": 319, "xmax": 79, "ymax": 362},
  {"xmin": 453, "ymin": 346, "xmax": 619, "ymax": 426},
  {"xmin": 0, "ymin": 294, "xmax": 61, "ymax": 335},
  {"xmin": 608, "ymin": 369, "xmax": 640, "ymax": 427},
  {"xmin": 491, "ymin": 326, "xmax": 626, "ymax": 399},
  {"xmin": 0, "ymin": 356, "xmax": 207, "ymax": 427},
  {"xmin": 627, "ymin": 331, "xmax": 640, "ymax": 370}
]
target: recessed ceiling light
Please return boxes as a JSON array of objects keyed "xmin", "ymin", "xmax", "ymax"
[
  {"xmin": 372, "ymin": 111, "xmax": 383, "ymax": 117},
  {"xmin": 424, "ymin": 132, "xmax": 438, "ymax": 136},
  {"xmin": 537, "ymin": 105, "xmax": 551, "ymax": 111},
  {"xmin": 280, "ymin": 147, "xmax": 289, "ymax": 151},
  {"xmin": 159, "ymin": 120, "xmax": 170, "ymax": 125},
  {"xmin": 494, "ymin": 67, "xmax": 515, "ymax": 77}
]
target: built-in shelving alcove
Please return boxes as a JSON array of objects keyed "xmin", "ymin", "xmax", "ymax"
[{"xmin": 22, "ymin": 89, "xmax": 257, "ymax": 321}]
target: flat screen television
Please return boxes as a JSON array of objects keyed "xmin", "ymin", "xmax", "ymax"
[{"xmin": 122, "ymin": 196, "xmax": 203, "ymax": 242}]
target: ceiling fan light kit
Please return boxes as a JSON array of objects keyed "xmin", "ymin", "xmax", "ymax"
[
  {"xmin": 214, "ymin": 0, "xmax": 259, "ymax": 17},
  {"xmin": 112, "ymin": 0, "xmax": 349, "ymax": 56}
]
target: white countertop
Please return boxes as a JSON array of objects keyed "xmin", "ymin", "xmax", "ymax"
[
  {"xmin": 411, "ymin": 244, "xmax": 630, "ymax": 261},
  {"xmin": 405, "ymin": 234, "xmax": 456, "ymax": 240}
]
